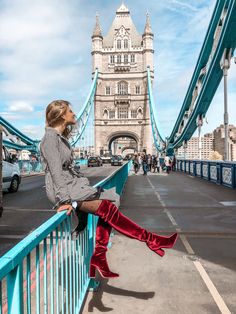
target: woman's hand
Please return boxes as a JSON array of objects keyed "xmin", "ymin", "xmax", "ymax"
[{"xmin": 57, "ymin": 204, "xmax": 73, "ymax": 216}]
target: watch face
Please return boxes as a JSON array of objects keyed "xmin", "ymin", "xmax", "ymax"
[{"xmin": 72, "ymin": 201, "xmax": 77, "ymax": 209}]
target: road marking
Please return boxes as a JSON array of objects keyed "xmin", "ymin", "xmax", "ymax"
[
  {"xmin": 147, "ymin": 176, "xmax": 178, "ymax": 226},
  {"xmin": 4, "ymin": 207, "xmax": 52, "ymax": 212},
  {"xmin": 146, "ymin": 175, "xmax": 231, "ymax": 314},
  {"xmin": 220, "ymin": 201, "xmax": 236, "ymax": 206},
  {"xmin": 0, "ymin": 235, "xmax": 25, "ymax": 239},
  {"xmin": 193, "ymin": 261, "xmax": 231, "ymax": 314}
]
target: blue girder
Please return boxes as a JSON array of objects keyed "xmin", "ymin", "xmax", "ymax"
[
  {"xmin": 70, "ymin": 69, "xmax": 98, "ymax": 147},
  {"xmin": 147, "ymin": 67, "xmax": 165, "ymax": 152},
  {"xmin": 167, "ymin": 0, "xmax": 236, "ymax": 150}
]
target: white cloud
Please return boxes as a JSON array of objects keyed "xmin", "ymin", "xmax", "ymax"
[{"xmin": 8, "ymin": 101, "xmax": 34, "ymax": 112}]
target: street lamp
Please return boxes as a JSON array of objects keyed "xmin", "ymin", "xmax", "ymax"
[
  {"xmin": 197, "ymin": 114, "xmax": 203, "ymax": 160},
  {"xmin": 220, "ymin": 48, "xmax": 232, "ymax": 161},
  {"xmin": 183, "ymin": 140, "xmax": 187, "ymax": 160}
]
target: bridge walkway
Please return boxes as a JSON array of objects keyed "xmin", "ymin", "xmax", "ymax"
[{"xmin": 82, "ymin": 169, "xmax": 236, "ymax": 314}]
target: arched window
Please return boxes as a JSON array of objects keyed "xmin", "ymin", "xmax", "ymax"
[
  {"xmin": 117, "ymin": 81, "xmax": 128, "ymax": 95},
  {"xmin": 137, "ymin": 107, "xmax": 143, "ymax": 118},
  {"xmin": 124, "ymin": 39, "xmax": 128, "ymax": 49},
  {"xmin": 131, "ymin": 109, "xmax": 137, "ymax": 118},
  {"xmin": 117, "ymin": 39, "xmax": 121, "ymax": 49},
  {"xmin": 124, "ymin": 54, "xmax": 128, "ymax": 63},
  {"xmin": 135, "ymin": 85, "xmax": 140, "ymax": 94},
  {"xmin": 109, "ymin": 110, "xmax": 115, "ymax": 119},
  {"xmin": 131, "ymin": 54, "xmax": 135, "ymax": 63},
  {"xmin": 105, "ymin": 86, "xmax": 111, "ymax": 95},
  {"xmin": 117, "ymin": 55, "xmax": 122, "ymax": 63},
  {"xmin": 110, "ymin": 55, "xmax": 115, "ymax": 64},
  {"xmin": 118, "ymin": 106, "xmax": 128, "ymax": 119},
  {"xmin": 103, "ymin": 109, "xmax": 108, "ymax": 119}
]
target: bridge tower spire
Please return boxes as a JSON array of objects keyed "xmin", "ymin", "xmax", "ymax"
[
  {"xmin": 92, "ymin": 14, "xmax": 103, "ymax": 73},
  {"xmin": 142, "ymin": 12, "xmax": 154, "ymax": 71}
]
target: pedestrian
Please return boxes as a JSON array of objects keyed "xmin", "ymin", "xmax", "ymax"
[
  {"xmin": 164, "ymin": 155, "xmax": 170, "ymax": 174},
  {"xmin": 141, "ymin": 152, "xmax": 148, "ymax": 175},
  {"xmin": 147, "ymin": 154, "xmax": 152, "ymax": 172},
  {"xmin": 156, "ymin": 155, "xmax": 160, "ymax": 173},
  {"xmin": 138, "ymin": 153, "xmax": 142, "ymax": 171},
  {"xmin": 172, "ymin": 155, "xmax": 176, "ymax": 171},
  {"xmin": 132, "ymin": 154, "xmax": 139, "ymax": 174},
  {"xmin": 40, "ymin": 100, "xmax": 177, "ymax": 278},
  {"xmin": 152, "ymin": 155, "xmax": 157, "ymax": 173}
]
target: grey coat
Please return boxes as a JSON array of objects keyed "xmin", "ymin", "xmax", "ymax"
[{"xmin": 40, "ymin": 127, "xmax": 119, "ymax": 207}]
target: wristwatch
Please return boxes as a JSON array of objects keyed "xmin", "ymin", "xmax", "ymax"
[{"xmin": 72, "ymin": 201, "xmax": 78, "ymax": 210}]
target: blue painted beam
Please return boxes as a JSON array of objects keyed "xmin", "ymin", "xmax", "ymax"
[
  {"xmin": 171, "ymin": 0, "xmax": 236, "ymax": 149},
  {"xmin": 0, "ymin": 116, "xmax": 36, "ymax": 145},
  {"xmin": 168, "ymin": 0, "xmax": 229, "ymax": 144}
]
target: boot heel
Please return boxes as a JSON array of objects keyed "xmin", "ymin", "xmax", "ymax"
[
  {"xmin": 89, "ymin": 264, "xmax": 96, "ymax": 278},
  {"xmin": 156, "ymin": 248, "xmax": 165, "ymax": 257}
]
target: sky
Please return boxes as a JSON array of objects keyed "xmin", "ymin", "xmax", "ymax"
[{"xmin": 0, "ymin": 0, "xmax": 235, "ymax": 146}]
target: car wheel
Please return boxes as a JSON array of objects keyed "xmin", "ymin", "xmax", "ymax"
[{"xmin": 8, "ymin": 176, "xmax": 19, "ymax": 193}]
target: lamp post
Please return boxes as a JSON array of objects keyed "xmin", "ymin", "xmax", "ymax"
[
  {"xmin": 183, "ymin": 141, "xmax": 187, "ymax": 160},
  {"xmin": 197, "ymin": 114, "xmax": 203, "ymax": 160},
  {"xmin": 220, "ymin": 48, "xmax": 232, "ymax": 161}
]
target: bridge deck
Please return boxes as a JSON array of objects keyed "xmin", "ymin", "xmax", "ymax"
[{"xmin": 83, "ymin": 169, "xmax": 236, "ymax": 314}]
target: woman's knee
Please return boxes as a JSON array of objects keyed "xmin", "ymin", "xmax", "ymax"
[{"xmin": 80, "ymin": 200, "xmax": 102, "ymax": 213}]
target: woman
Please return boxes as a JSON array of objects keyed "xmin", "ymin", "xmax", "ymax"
[
  {"xmin": 40, "ymin": 100, "xmax": 178, "ymax": 279},
  {"xmin": 132, "ymin": 154, "xmax": 139, "ymax": 174}
]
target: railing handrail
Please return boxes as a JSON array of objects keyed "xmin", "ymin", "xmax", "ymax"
[
  {"xmin": 0, "ymin": 161, "xmax": 131, "ymax": 281},
  {"xmin": 177, "ymin": 158, "xmax": 236, "ymax": 165}
]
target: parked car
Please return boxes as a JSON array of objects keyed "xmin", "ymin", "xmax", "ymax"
[
  {"xmin": 2, "ymin": 146, "xmax": 21, "ymax": 192},
  {"xmin": 111, "ymin": 155, "xmax": 123, "ymax": 166},
  {"xmin": 100, "ymin": 153, "xmax": 111, "ymax": 164},
  {"xmin": 88, "ymin": 156, "xmax": 103, "ymax": 167}
]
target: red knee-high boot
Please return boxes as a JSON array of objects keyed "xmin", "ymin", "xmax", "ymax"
[
  {"xmin": 89, "ymin": 217, "xmax": 119, "ymax": 278},
  {"xmin": 95, "ymin": 200, "xmax": 178, "ymax": 257}
]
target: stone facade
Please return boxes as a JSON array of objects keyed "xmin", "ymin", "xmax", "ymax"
[
  {"xmin": 177, "ymin": 133, "xmax": 214, "ymax": 160},
  {"xmin": 213, "ymin": 124, "xmax": 236, "ymax": 161},
  {"xmin": 91, "ymin": 3, "xmax": 154, "ymax": 155}
]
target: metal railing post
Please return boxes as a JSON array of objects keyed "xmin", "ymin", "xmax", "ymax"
[{"xmin": 7, "ymin": 264, "xmax": 23, "ymax": 314}]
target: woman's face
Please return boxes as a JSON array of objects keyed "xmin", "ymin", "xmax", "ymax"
[{"xmin": 62, "ymin": 106, "xmax": 77, "ymax": 125}]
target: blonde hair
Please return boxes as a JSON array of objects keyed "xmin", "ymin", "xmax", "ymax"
[{"xmin": 45, "ymin": 100, "xmax": 73, "ymax": 138}]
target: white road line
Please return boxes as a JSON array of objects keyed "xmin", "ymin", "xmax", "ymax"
[
  {"xmin": 0, "ymin": 235, "xmax": 25, "ymax": 239},
  {"xmin": 4, "ymin": 207, "xmax": 52, "ymax": 212},
  {"xmin": 146, "ymin": 175, "xmax": 231, "ymax": 314},
  {"xmin": 147, "ymin": 176, "xmax": 178, "ymax": 226},
  {"xmin": 194, "ymin": 261, "xmax": 231, "ymax": 314}
]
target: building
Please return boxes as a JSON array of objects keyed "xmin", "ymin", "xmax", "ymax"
[
  {"xmin": 92, "ymin": 3, "xmax": 153, "ymax": 155},
  {"xmin": 213, "ymin": 124, "xmax": 236, "ymax": 161},
  {"xmin": 178, "ymin": 133, "xmax": 214, "ymax": 160}
]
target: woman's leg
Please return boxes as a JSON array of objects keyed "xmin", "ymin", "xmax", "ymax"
[
  {"xmin": 79, "ymin": 200, "xmax": 177, "ymax": 257},
  {"xmin": 79, "ymin": 200, "xmax": 119, "ymax": 278}
]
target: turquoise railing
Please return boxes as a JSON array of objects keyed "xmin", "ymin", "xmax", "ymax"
[
  {"xmin": 0, "ymin": 161, "xmax": 132, "ymax": 314},
  {"xmin": 18, "ymin": 161, "xmax": 43, "ymax": 174},
  {"xmin": 177, "ymin": 159, "xmax": 236, "ymax": 188}
]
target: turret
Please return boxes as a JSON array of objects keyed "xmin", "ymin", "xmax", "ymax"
[
  {"xmin": 142, "ymin": 12, "xmax": 154, "ymax": 71},
  {"xmin": 91, "ymin": 14, "xmax": 103, "ymax": 72}
]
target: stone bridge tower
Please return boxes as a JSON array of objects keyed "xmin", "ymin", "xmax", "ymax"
[{"xmin": 92, "ymin": 3, "xmax": 154, "ymax": 155}]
